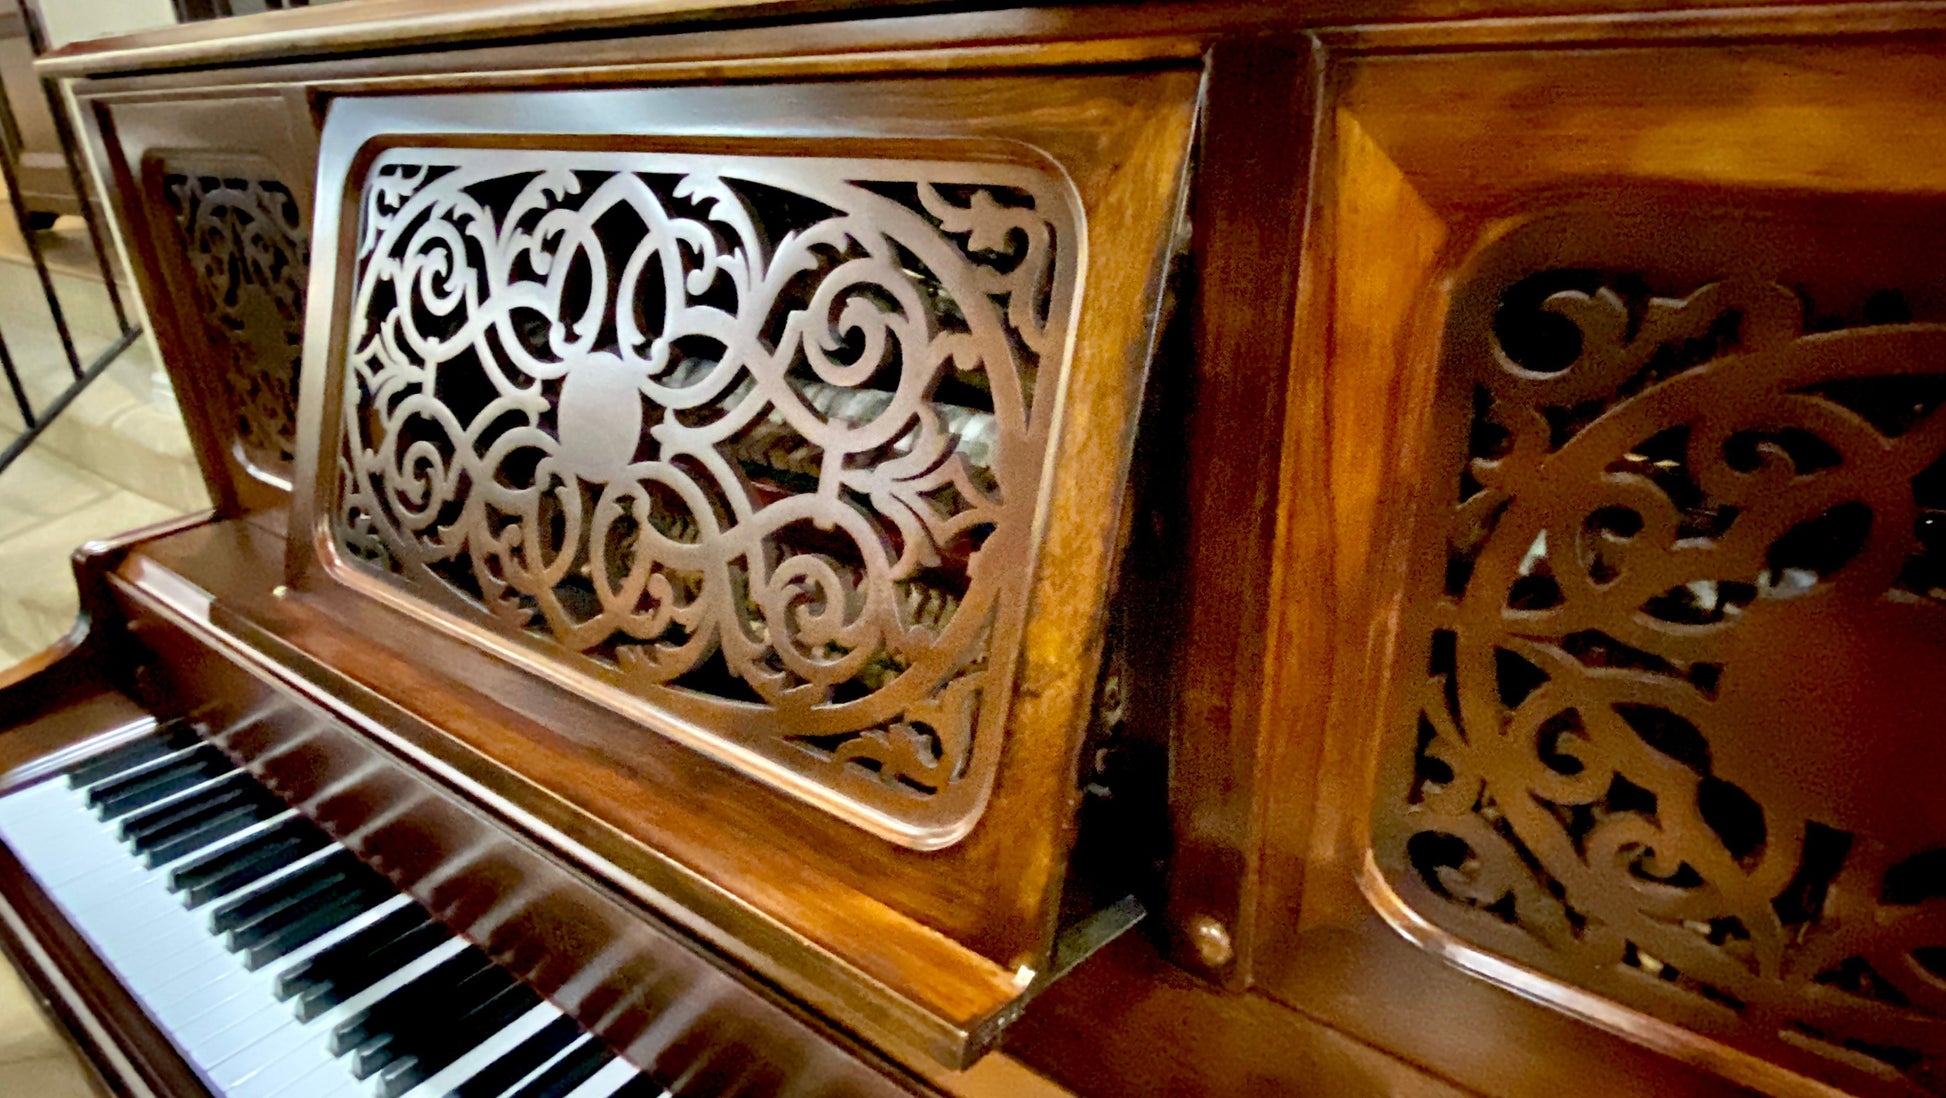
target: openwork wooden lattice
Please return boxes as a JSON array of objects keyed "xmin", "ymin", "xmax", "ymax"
[
  {"xmin": 1375, "ymin": 241, "xmax": 1946, "ymax": 1087},
  {"xmin": 328, "ymin": 147, "xmax": 1079, "ymax": 842},
  {"xmin": 161, "ymin": 166, "xmax": 308, "ymax": 480}
]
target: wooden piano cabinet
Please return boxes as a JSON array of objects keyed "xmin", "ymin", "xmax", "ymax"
[
  {"xmin": 23, "ymin": 4, "xmax": 1946, "ymax": 1098},
  {"xmin": 1236, "ymin": 35, "xmax": 1946, "ymax": 1098}
]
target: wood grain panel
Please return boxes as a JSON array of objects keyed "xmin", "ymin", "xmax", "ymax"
[{"xmin": 1252, "ymin": 38, "xmax": 1946, "ymax": 1098}]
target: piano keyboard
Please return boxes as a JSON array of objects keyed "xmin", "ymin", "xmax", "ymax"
[{"xmin": 0, "ymin": 720, "xmax": 670, "ymax": 1098}]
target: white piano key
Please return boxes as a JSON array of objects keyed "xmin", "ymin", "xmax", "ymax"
[
  {"xmin": 201, "ymin": 911, "xmax": 451, "ymax": 1090},
  {"xmin": 199, "ymin": 1011, "xmax": 308, "ymax": 1086},
  {"xmin": 0, "ymin": 734, "xmax": 621, "ymax": 1098},
  {"xmin": 223, "ymin": 1042, "xmax": 360, "ymax": 1098},
  {"xmin": 174, "ymin": 905, "xmax": 435, "ymax": 1051},
  {"xmin": 163, "ymin": 906, "xmax": 432, "ymax": 1098},
  {"xmin": 561, "ymin": 1056, "xmax": 645, "ymax": 1098},
  {"xmin": 0, "ymin": 783, "xmax": 135, "ymax": 886},
  {"xmin": 148, "ymin": 891, "xmax": 415, "ymax": 1011}
]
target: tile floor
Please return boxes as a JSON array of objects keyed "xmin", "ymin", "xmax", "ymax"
[{"xmin": 0, "ymin": 956, "xmax": 97, "ymax": 1098}]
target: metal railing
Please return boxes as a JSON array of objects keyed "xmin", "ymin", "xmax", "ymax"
[{"xmin": 0, "ymin": 2, "xmax": 142, "ymax": 477}]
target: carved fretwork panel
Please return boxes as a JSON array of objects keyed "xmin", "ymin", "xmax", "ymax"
[
  {"xmin": 1373, "ymin": 205, "xmax": 1946, "ymax": 1092},
  {"xmin": 160, "ymin": 164, "xmax": 309, "ymax": 482},
  {"xmin": 327, "ymin": 146, "xmax": 1080, "ymax": 847}
]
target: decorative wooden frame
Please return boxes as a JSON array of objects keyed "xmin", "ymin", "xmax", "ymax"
[
  {"xmin": 155, "ymin": 154, "xmax": 309, "ymax": 485},
  {"xmin": 317, "ymin": 138, "xmax": 1080, "ymax": 848},
  {"xmin": 277, "ymin": 73, "xmax": 1195, "ymax": 1030},
  {"xmin": 1248, "ymin": 39, "xmax": 1946, "ymax": 1098}
]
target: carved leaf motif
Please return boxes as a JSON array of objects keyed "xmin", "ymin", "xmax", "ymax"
[
  {"xmin": 1382, "ymin": 267, "xmax": 1946, "ymax": 1089},
  {"xmin": 161, "ymin": 169, "xmax": 308, "ymax": 479}
]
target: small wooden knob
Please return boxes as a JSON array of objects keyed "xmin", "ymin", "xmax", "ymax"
[{"xmin": 1188, "ymin": 914, "xmax": 1234, "ymax": 969}]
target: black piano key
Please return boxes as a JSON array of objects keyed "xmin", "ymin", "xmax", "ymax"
[
  {"xmin": 239, "ymin": 885, "xmax": 390, "ymax": 970},
  {"xmin": 209, "ymin": 849, "xmax": 360, "ymax": 934},
  {"xmin": 331, "ymin": 948, "xmax": 499, "ymax": 1058},
  {"xmin": 311, "ymin": 926, "xmax": 478, "ymax": 1027},
  {"xmin": 143, "ymin": 801, "xmax": 287, "ymax": 869},
  {"xmin": 375, "ymin": 981, "xmax": 542, "ymax": 1097},
  {"xmin": 374, "ymin": 1056, "xmax": 430, "ymax": 1098},
  {"xmin": 119, "ymin": 770, "xmax": 255, "ymax": 842},
  {"xmin": 350, "ymin": 1032, "xmax": 400, "ymax": 1079},
  {"xmin": 127, "ymin": 776, "xmax": 289, "ymax": 865},
  {"xmin": 274, "ymin": 902, "xmax": 430, "ymax": 1001},
  {"xmin": 86, "ymin": 745, "xmax": 234, "ymax": 820},
  {"xmin": 509, "ymin": 1037, "xmax": 614, "ymax": 1098},
  {"xmin": 225, "ymin": 862, "xmax": 391, "ymax": 950},
  {"xmin": 388, "ymin": 965, "xmax": 527, "ymax": 1058},
  {"xmin": 446, "ymin": 1016, "xmax": 583, "ymax": 1098},
  {"xmin": 169, "ymin": 817, "xmax": 332, "ymax": 908},
  {"xmin": 64, "ymin": 721, "xmax": 200, "ymax": 788},
  {"xmin": 234, "ymin": 877, "xmax": 392, "ymax": 965},
  {"xmin": 293, "ymin": 918, "xmax": 450, "ymax": 1021}
]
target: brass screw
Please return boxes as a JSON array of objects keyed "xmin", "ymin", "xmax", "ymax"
[{"xmin": 1187, "ymin": 914, "xmax": 1234, "ymax": 970}]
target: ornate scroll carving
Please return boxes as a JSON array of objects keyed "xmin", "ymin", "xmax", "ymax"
[
  {"xmin": 161, "ymin": 167, "xmax": 309, "ymax": 480},
  {"xmin": 1376, "ymin": 257, "xmax": 1946, "ymax": 1087},
  {"xmin": 329, "ymin": 147, "xmax": 1079, "ymax": 842}
]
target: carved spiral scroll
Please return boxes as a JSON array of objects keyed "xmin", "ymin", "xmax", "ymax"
[
  {"xmin": 161, "ymin": 167, "xmax": 309, "ymax": 481},
  {"xmin": 329, "ymin": 147, "xmax": 1080, "ymax": 844},
  {"xmin": 1376, "ymin": 254, "xmax": 1946, "ymax": 1091}
]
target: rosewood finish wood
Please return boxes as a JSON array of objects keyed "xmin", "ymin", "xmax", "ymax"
[
  {"xmin": 1378, "ymin": 204, "xmax": 1946, "ymax": 1093},
  {"xmin": 159, "ymin": 162, "xmax": 308, "ymax": 484}
]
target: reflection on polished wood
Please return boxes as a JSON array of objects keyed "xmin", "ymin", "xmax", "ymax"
[{"xmin": 3, "ymin": 2, "xmax": 1943, "ymax": 1096}]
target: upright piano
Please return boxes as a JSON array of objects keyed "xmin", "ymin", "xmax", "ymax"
[{"xmin": 5, "ymin": 2, "xmax": 1946, "ymax": 1095}]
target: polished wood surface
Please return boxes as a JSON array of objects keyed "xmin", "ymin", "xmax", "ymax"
[
  {"xmin": 39, "ymin": 0, "xmax": 1946, "ymax": 79},
  {"xmin": 7, "ymin": 2, "xmax": 1946, "ymax": 1096}
]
